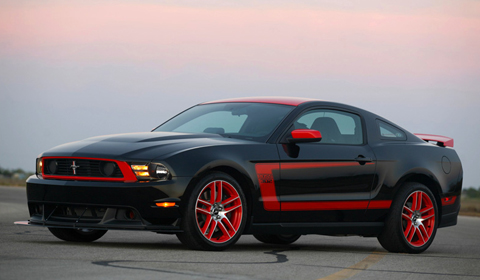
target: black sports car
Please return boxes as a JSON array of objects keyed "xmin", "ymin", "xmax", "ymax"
[{"xmin": 19, "ymin": 97, "xmax": 463, "ymax": 253}]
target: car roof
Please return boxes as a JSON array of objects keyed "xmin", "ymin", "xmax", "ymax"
[{"xmin": 201, "ymin": 96, "xmax": 321, "ymax": 106}]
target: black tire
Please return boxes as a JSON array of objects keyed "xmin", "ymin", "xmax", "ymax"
[
  {"xmin": 377, "ymin": 182, "xmax": 438, "ymax": 254},
  {"xmin": 48, "ymin": 228, "xmax": 107, "ymax": 242},
  {"xmin": 254, "ymin": 234, "xmax": 301, "ymax": 245},
  {"xmin": 176, "ymin": 172, "xmax": 247, "ymax": 251}
]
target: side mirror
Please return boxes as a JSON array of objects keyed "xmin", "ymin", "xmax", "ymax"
[{"xmin": 288, "ymin": 129, "xmax": 322, "ymax": 143}]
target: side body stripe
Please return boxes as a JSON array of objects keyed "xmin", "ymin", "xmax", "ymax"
[
  {"xmin": 255, "ymin": 162, "xmax": 390, "ymax": 212},
  {"xmin": 254, "ymin": 163, "xmax": 281, "ymax": 211}
]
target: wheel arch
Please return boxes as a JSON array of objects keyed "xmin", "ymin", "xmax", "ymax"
[
  {"xmin": 184, "ymin": 163, "xmax": 256, "ymax": 233},
  {"xmin": 394, "ymin": 172, "xmax": 443, "ymax": 222}
]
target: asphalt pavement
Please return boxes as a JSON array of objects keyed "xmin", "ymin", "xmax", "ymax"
[{"xmin": 1, "ymin": 186, "xmax": 479, "ymax": 280}]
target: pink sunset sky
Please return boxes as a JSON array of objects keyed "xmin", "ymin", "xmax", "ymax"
[
  {"xmin": 0, "ymin": 0, "xmax": 479, "ymax": 188},
  {"xmin": 1, "ymin": 1, "xmax": 479, "ymax": 80}
]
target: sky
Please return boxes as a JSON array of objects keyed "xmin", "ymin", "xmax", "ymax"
[{"xmin": 0, "ymin": 0, "xmax": 479, "ymax": 188}]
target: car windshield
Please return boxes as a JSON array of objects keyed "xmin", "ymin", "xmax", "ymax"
[{"xmin": 153, "ymin": 102, "xmax": 294, "ymax": 142}]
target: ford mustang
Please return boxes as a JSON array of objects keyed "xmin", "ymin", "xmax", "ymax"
[{"xmin": 18, "ymin": 97, "xmax": 463, "ymax": 253}]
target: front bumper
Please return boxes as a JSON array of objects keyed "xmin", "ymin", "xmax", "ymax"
[{"xmin": 25, "ymin": 175, "xmax": 191, "ymax": 233}]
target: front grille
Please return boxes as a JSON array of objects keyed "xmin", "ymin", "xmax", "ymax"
[{"xmin": 44, "ymin": 158, "xmax": 123, "ymax": 178}]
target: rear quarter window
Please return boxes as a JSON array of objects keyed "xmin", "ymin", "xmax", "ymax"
[{"xmin": 377, "ymin": 120, "xmax": 406, "ymax": 140}]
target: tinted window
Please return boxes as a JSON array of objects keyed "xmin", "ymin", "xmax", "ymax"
[
  {"xmin": 173, "ymin": 111, "xmax": 247, "ymax": 134},
  {"xmin": 154, "ymin": 103, "xmax": 294, "ymax": 142},
  {"xmin": 377, "ymin": 120, "xmax": 406, "ymax": 140},
  {"xmin": 293, "ymin": 109, "xmax": 363, "ymax": 144}
]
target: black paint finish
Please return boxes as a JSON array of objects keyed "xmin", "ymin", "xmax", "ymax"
[{"xmin": 25, "ymin": 99, "xmax": 462, "ymax": 237}]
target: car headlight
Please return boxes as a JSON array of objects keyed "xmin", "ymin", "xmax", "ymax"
[{"xmin": 130, "ymin": 163, "xmax": 170, "ymax": 181}]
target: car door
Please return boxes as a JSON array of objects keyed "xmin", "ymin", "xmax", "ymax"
[{"xmin": 277, "ymin": 108, "xmax": 377, "ymax": 223}]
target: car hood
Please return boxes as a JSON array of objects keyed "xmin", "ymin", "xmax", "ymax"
[{"xmin": 40, "ymin": 132, "xmax": 251, "ymax": 162}]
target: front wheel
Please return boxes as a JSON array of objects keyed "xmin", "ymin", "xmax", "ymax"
[
  {"xmin": 48, "ymin": 228, "xmax": 107, "ymax": 242},
  {"xmin": 378, "ymin": 182, "xmax": 438, "ymax": 254},
  {"xmin": 176, "ymin": 172, "xmax": 247, "ymax": 251}
]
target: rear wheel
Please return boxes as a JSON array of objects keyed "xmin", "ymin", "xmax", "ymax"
[
  {"xmin": 48, "ymin": 228, "xmax": 107, "ymax": 242},
  {"xmin": 378, "ymin": 182, "xmax": 438, "ymax": 253},
  {"xmin": 254, "ymin": 234, "xmax": 301, "ymax": 245},
  {"xmin": 176, "ymin": 172, "xmax": 247, "ymax": 251}
]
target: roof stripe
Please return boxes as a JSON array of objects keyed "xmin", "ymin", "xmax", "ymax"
[{"xmin": 201, "ymin": 96, "xmax": 320, "ymax": 106}]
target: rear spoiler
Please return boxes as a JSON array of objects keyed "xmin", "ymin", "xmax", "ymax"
[{"xmin": 414, "ymin": 133, "xmax": 454, "ymax": 148}]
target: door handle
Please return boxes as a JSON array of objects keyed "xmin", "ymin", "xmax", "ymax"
[{"xmin": 355, "ymin": 156, "xmax": 373, "ymax": 164}]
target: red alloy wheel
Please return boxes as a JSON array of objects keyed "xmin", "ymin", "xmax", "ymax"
[
  {"xmin": 401, "ymin": 191, "xmax": 436, "ymax": 247},
  {"xmin": 195, "ymin": 180, "xmax": 243, "ymax": 243}
]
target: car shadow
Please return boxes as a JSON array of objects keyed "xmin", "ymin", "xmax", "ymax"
[{"xmin": 24, "ymin": 237, "xmax": 383, "ymax": 255}]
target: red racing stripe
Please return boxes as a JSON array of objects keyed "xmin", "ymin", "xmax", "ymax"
[
  {"xmin": 282, "ymin": 200, "xmax": 369, "ymax": 211},
  {"xmin": 282, "ymin": 200, "xmax": 392, "ymax": 211},
  {"xmin": 255, "ymin": 162, "xmax": 389, "ymax": 212},
  {"xmin": 254, "ymin": 163, "xmax": 281, "ymax": 211},
  {"xmin": 281, "ymin": 162, "xmax": 374, "ymax": 169},
  {"xmin": 368, "ymin": 200, "xmax": 392, "ymax": 209}
]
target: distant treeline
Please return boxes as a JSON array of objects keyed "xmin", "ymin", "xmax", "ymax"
[
  {"xmin": 463, "ymin": 187, "xmax": 480, "ymax": 199},
  {"xmin": 0, "ymin": 166, "xmax": 34, "ymax": 180}
]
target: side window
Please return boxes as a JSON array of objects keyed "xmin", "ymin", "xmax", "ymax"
[
  {"xmin": 377, "ymin": 120, "xmax": 406, "ymax": 140},
  {"xmin": 294, "ymin": 109, "xmax": 363, "ymax": 144}
]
